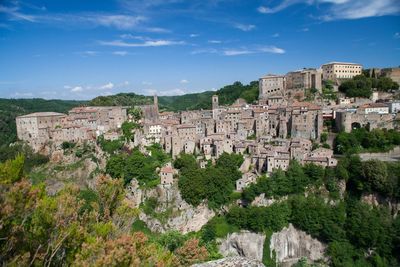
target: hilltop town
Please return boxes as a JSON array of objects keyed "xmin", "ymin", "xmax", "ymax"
[{"xmin": 16, "ymin": 62, "xmax": 400, "ymax": 192}]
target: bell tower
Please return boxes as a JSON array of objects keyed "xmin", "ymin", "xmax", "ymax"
[{"xmin": 212, "ymin": 95, "xmax": 219, "ymax": 110}]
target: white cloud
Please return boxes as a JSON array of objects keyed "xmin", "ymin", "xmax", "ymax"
[
  {"xmin": 142, "ymin": 81, "xmax": 153, "ymax": 86},
  {"xmin": 223, "ymin": 46, "xmax": 285, "ymax": 56},
  {"xmin": 234, "ymin": 23, "xmax": 256, "ymax": 31},
  {"xmin": 180, "ymin": 79, "xmax": 189, "ymax": 84},
  {"xmin": 191, "ymin": 48, "xmax": 218, "ymax": 55},
  {"xmin": 11, "ymin": 92, "xmax": 34, "ymax": 98},
  {"xmin": 301, "ymin": 27, "xmax": 309, "ymax": 32},
  {"xmin": 0, "ymin": 4, "xmax": 37, "ymax": 22},
  {"xmin": 394, "ymin": 32, "xmax": 400, "ymax": 39},
  {"xmin": 257, "ymin": 0, "xmax": 400, "ymax": 20},
  {"xmin": 208, "ymin": 40, "xmax": 222, "ymax": 44},
  {"xmin": 272, "ymin": 33, "xmax": 280, "ymax": 38},
  {"xmin": 223, "ymin": 49, "xmax": 253, "ymax": 56},
  {"xmin": 191, "ymin": 45, "xmax": 285, "ymax": 56},
  {"xmin": 146, "ymin": 88, "xmax": 186, "ymax": 96},
  {"xmin": 112, "ymin": 51, "xmax": 128, "ymax": 56},
  {"xmin": 259, "ymin": 46, "xmax": 286, "ymax": 54},
  {"xmin": 99, "ymin": 39, "xmax": 185, "ymax": 47},
  {"xmin": 87, "ymin": 15, "xmax": 146, "ymax": 30},
  {"xmin": 190, "ymin": 33, "xmax": 199, "ymax": 37},
  {"xmin": 85, "ymin": 51, "xmax": 98, "ymax": 56},
  {"xmin": 100, "ymin": 82, "xmax": 114, "ymax": 90},
  {"xmin": 71, "ymin": 86, "xmax": 83, "ymax": 92},
  {"xmin": 257, "ymin": 6, "xmax": 273, "ymax": 14}
]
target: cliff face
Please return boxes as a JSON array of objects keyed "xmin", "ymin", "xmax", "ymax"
[
  {"xmin": 127, "ymin": 180, "xmax": 215, "ymax": 234},
  {"xmin": 192, "ymin": 256, "xmax": 265, "ymax": 267},
  {"xmin": 270, "ymin": 224, "xmax": 327, "ymax": 267},
  {"xmin": 219, "ymin": 231, "xmax": 266, "ymax": 262},
  {"xmin": 361, "ymin": 192, "xmax": 400, "ymax": 217}
]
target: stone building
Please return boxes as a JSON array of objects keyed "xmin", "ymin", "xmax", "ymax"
[
  {"xmin": 160, "ymin": 165, "xmax": 175, "ymax": 186},
  {"xmin": 358, "ymin": 103, "xmax": 389, "ymax": 115},
  {"xmin": 259, "ymin": 74, "xmax": 286, "ymax": 100},
  {"xmin": 289, "ymin": 102, "xmax": 323, "ymax": 140},
  {"xmin": 335, "ymin": 109, "xmax": 394, "ymax": 132},
  {"xmin": 16, "ymin": 112, "xmax": 65, "ymax": 151},
  {"xmin": 16, "ymin": 106, "xmax": 127, "ymax": 152},
  {"xmin": 138, "ymin": 95, "xmax": 159, "ymax": 123},
  {"xmin": 286, "ymin": 68, "xmax": 322, "ymax": 94},
  {"xmin": 321, "ymin": 62, "xmax": 362, "ymax": 81}
]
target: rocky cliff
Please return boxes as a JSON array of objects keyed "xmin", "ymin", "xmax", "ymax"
[
  {"xmin": 361, "ymin": 192, "xmax": 400, "ymax": 217},
  {"xmin": 127, "ymin": 180, "xmax": 215, "ymax": 234},
  {"xmin": 218, "ymin": 231, "xmax": 266, "ymax": 262},
  {"xmin": 192, "ymin": 256, "xmax": 265, "ymax": 267},
  {"xmin": 270, "ymin": 224, "xmax": 327, "ymax": 267}
]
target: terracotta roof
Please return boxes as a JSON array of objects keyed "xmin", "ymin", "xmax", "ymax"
[
  {"xmin": 359, "ymin": 103, "xmax": 388, "ymax": 109},
  {"xmin": 160, "ymin": 166, "xmax": 174, "ymax": 174}
]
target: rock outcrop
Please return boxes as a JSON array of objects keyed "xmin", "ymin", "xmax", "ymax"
[
  {"xmin": 270, "ymin": 224, "xmax": 327, "ymax": 267},
  {"xmin": 219, "ymin": 231, "xmax": 266, "ymax": 262},
  {"xmin": 361, "ymin": 192, "xmax": 400, "ymax": 217},
  {"xmin": 251, "ymin": 193, "xmax": 288, "ymax": 207},
  {"xmin": 192, "ymin": 256, "xmax": 265, "ymax": 267},
  {"xmin": 128, "ymin": 181, "xmax": 215, "ymax": 234}
]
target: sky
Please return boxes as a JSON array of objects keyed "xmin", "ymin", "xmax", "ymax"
[{"xmin": 0, "ymin": 0, "xmax": 399, "ymax": 100}]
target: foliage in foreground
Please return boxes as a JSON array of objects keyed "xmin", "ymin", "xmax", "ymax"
[{"xmin": 0, "ymin": 155, "xmax": 209, "ymax": 266}]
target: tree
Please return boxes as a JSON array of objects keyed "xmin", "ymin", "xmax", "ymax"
[
  {"xmin": 361, "ymin": 160, "xmax": 389, "ymax": 194},
  {"xmin": 74, "ymin": 233, "xmax": 175, "ymax": 266},
  {"xmin": 339, "ymin": 75, "xmax": 372, "ymax": 98},
  {"xmin": 320, "ymin": 132, "xmax": 328, "ymax": 143},
  {"xmin": 128, "ymin": 107, "xmax": 143, "ymax": 122},
  {"xmin": 175, "ymin": 239, "xmax": 208, "ymax": 266},
  {"xmin": 158, "ymin": 230, "xmax": 187, "ymax": 252},
  {"xmin": 0, "ymin": 154, "xmax": 25, "ymax": 184},
  {"xmin": 121, "ymin": 121, "xmax": 135, "ymax": 142},
  {"xmin": 346, "ymin": 201, "xmax": 393, "ymax": 257}
]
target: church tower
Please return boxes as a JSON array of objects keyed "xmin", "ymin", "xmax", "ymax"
[
  {"xmin": 212, "ymin": 95, "xmax": 219, "ymax": 120},
  {"xmin": 212, "ymin": 95, "xmax": 219, "ymax": 110}
]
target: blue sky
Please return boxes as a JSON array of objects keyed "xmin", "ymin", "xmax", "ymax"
[{"xmin": 0, "ymin": 0, "xmax": 399, "ymax": 100}]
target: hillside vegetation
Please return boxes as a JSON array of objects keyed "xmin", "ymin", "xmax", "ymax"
[{"xmin": 89, "ymin": 81, "xmax": 259, "ymax": 111}]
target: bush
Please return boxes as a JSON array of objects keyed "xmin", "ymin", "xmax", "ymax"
[{"xmin": 61, "ymin": 141, "xmax": 75, "ymax": 150}]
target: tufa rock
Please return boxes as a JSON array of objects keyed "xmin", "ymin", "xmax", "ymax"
[
  {"xmin": 270, "ymin": 224, "xmax": 327, "ymax": 267},
  {"xmin": 192, "ymin": 256, "xmax": 265, "ymax": 267},
  {"xmin": 219, "ymin": 231, "xmax": 266, "ymax": 262}
]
